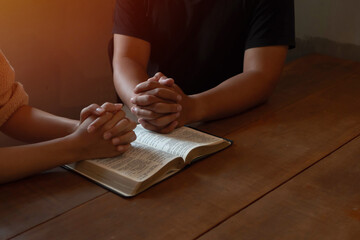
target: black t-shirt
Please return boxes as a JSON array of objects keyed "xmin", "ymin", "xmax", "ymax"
[{"xmin": 113, "ymin": 0, "xmax": 295, "ymax": 95}]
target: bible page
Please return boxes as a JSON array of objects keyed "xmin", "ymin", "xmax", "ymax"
[
  {"xmin": 91, "ymin": 142, "xmax": 181, "ymax": 181},
  {"xmin": 134, "ymin": 125, "xmax": 224, "ymax": 160}
]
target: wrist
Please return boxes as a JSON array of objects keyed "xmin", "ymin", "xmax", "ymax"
[
  {"xmin": 69, "ymin": 120, "xmax": 80, "ymax": 134},
  {"xmin": 60, "ymin": 134, "xmax": 84, "ymax": 163},
  {"xmin": 186, "ymin": 94, "xmax": 204, "ymax": 124}
]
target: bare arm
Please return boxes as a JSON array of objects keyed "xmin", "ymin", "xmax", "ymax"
[
  {"xmin": 0, "ymin": 103, "xmax": 137, "ymax": 184},
  {"xmin": 133, "ymin": 46, "xmax": 288, "ymax": 128},
  {"xmin": 0, "ymin": 124, "xmax": 87, "ymax": 184},
  {"xmin": 188, "ymin": 46, "xmax": 288, "ymax": 123},
  {"xmin": 112, "ymin": 34, "xmax": 151, "ymax": 108},
  {"xmin": 0, "ymin": 115, "xmax": 134, "ymax": 184},
  {"xmin": 113, "ymin": 34, "xmax": 181, "ymax": 132},
  {"xmin": 1, "ymin": 105, "xmax": 78, "ymax": 143}
]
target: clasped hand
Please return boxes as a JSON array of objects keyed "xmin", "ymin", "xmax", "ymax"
[
  {"xmin": 131, "ymin": 72, "xmax": 191, "ymax": 133},
  {"xmin": 73, "ymin": 102, "xmax": 137, "ymax": 159}
]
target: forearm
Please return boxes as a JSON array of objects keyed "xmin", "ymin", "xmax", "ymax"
[
  {"xmin": 0, "ymin": 105, "xmax": 78, "ymax": 143},
  {"xmin": 113, "ymin": 57, "xmax": 149, "ymax": 108},
  {"xmin": 0, "ymin": 107, "xmax": 136, "ymax": 184},
  {"xmin": 190, "ymin": 71, "xmax": 279, "ymax": 123},
  {"xmin": 180, "ymin": 46, "xmax": 287, "ymax": 124},
  {"xmin": 0, "ymin": 136, "xmax": 79, "ymax": 184}
]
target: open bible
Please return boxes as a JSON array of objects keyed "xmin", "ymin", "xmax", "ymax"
[{"xmin": 66, "ymin": 125, "xmax": 232, "ymax": 197}]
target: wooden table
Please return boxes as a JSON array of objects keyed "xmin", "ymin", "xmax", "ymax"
[{"xmin": 1, "ymin": 55, "xmax": 360, "ymax": 240}]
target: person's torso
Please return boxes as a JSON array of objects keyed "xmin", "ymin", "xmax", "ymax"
[{"xmin": 146, "ymin": 0, "xmax": 255, "ymax": 94}]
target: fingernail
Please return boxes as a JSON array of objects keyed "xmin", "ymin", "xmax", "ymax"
[
  {"xmin": 95, "ymin": 108, "xmax": 104, "ymax": 114},
  {"xmin": 130, "ymin": 97, "xmax": 135, "ymax": 103},
  {"xmin": 175, "ymin": 112, "xmax": 180, "ymax": 118},
  {"xmin": 103, "ymin": 132, "xmax": 112, "ymax": 140},
  {"xmin": 87, "ymin": 126, "xmax": 95, "ymax": 133},
  {"xmin": 177, "ymin": 105, "xmax": 182, "ymax": 111},
  {"xmin": 177, "ymin": 95, "xmax": 182, "ymax": 101}
]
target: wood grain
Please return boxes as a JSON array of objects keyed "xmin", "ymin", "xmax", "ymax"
[
  {"xmin": 199, "ymin": 136, "xmax": 360, "ymax": 240},
  {"xmin": 196, "ymin": 54, "xmax": 360, "ymax": 137},
  {"xmin": 12, "ymin": 56, "xmax": 360, "ymax": 240},
  {"xmin": 0, "ymin": 168, "xmax": 106, "ymax": 239}
]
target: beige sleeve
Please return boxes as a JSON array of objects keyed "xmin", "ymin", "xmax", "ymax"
[{"xmin": 0, "ymin": 50, "xmax": 29, "ymax": 127}]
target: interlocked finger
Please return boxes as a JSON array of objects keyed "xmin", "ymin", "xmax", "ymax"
[
  {"xmin": 131, "ymin": 106, "xmax": 164, "ymax": 119},
  {"xmin": 111, "ymin": 130, "xmax": 137, "ymax": 146},
  {"xmin": 101, "ymin": 110, "xmax": 126, "ymax": 132},
  {"xmin": 103, "ymin": 118, "xmax": 137, "ymax": 140},
  {"xmin": 100, "ymin": 102, "xmax": 123, "ymax": 113},
  {"xmin": 138, "ymin": 119, "xmax": 178, "ymax": 134},
  {"xmin": 145, "ymin": 112, "xmax": 180, "ymax": 127},
  {"xmin": 131, "ymin": 95, "xmax": 164, "ymax": 106},
  {"xmin": 87, "ymin": 112, "xmax": 113, "ymax": 133},
  {"xmin": 80, "ymin": 103, "xmax": 100, "ymax": 123},
  {"xmin": 142, "ymin": 102, "xmax": 182, "ymax": 114},
  {"xmin": 139, "ymin": 88, "xmax": 180, "ymax": 102}
]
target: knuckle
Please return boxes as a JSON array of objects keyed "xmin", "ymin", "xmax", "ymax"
[
  {"xmin": 153, "ymin": 88, "xmax": 160, "ymax": 95},
  {"xmin": 141, "ymin": 109, "xmax": 151, "ymax": 117},
  {"xmin": 131, "ymin": 97, "xmax": 138, "ymax": 104},
  {"xmin": 153, "ymin": 102, "xmax": 163, "ymax": 111},
  {"xmin": 144, "ymin": 95, "xmax": 152, "ymax": 102},
  {"xmin": 145, "ymin": 81, "xmax": 152, "ymax": 88},
  {"xmin": 80, "ymin": 108, "xmax": 87, "ymax": 115},
  {"xmin": 153, "ymin": 88, "xmax": 159, "ymax": 95},
  {"xmin": 136, "ymin": 108, "xmax": 145, "ymax": 116},
  {"xmin": 102, "ymin": 102, "xmax": 112, "ymax": 109},
  {"xmin": 143, "ymin": 111, "xmax": 152, "ymax": 118}
]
